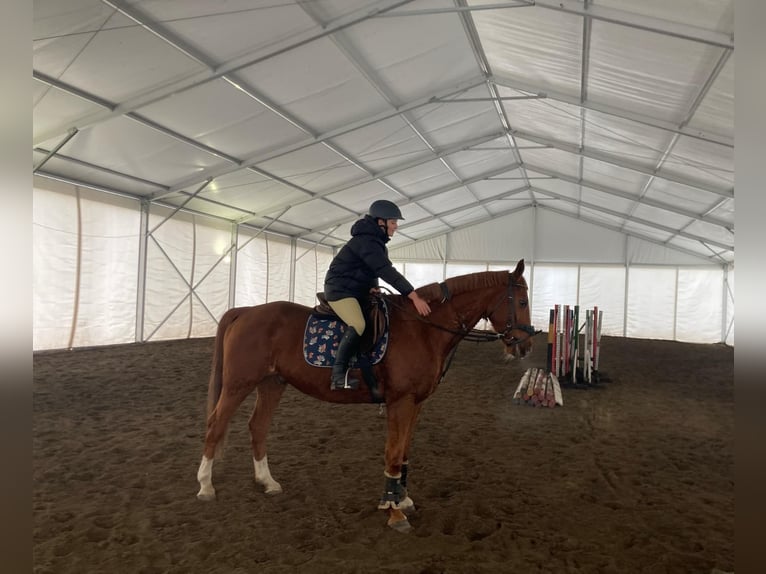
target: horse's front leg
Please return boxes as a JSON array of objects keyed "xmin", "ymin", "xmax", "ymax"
[
  {"xmin": 398, "ymin": 403, "xmax": 423, "ymax": 517},
  {"xmin": 249, "ymin": 377, "xmax": 287, "ymax": 494},
  {"xmin": 379, "ymin": 396, "xmax": 418, "ymax": 532}
]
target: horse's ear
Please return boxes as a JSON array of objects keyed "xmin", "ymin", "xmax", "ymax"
[{"xmin": 512, "ymin": 259, "xmax": 525, "ymax": 277}]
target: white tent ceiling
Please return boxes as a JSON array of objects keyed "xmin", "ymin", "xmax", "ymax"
[{"xmin": 33, "ymin": 0, "xmax": 734, "ymax": 265}]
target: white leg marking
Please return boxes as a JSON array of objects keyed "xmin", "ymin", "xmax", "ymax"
[
  {"xmin": 399, "ymin": 496, "xmax": 416, "ymax": 516},
  {"xmin": 254, "ymin": 455, "xmax": 282, "ymax": 495},
  {"xmin": 196, "ymin": 455, "xmax": 216, "ymax": 501}
]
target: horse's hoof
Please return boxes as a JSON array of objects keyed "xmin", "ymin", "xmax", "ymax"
[
  {"xmin": 264, "ymin": 486, "xmax": 283, "ymax": 496},
  {"xmin": 387, "ymin": 517, "xmax": 412, "ymax": 533},
  {"xmin": 196, "ymin": 489, "xmax": 216, "ymax": 501}
]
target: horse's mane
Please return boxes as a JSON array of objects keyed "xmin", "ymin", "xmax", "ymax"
[{"xmin": 414, "ymin": 270, "xmax": 510, "ymax": 302}]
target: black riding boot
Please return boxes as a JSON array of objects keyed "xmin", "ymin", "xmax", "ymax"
[{"xmin": 330, "ymin": 327, "xmax": 361, "ymax": 390}]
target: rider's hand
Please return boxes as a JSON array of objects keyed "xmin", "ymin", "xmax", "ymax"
[
  {"xmin": 408, "ymin": 291, "xmax": 431, "ymax": 316},
  {"xmin": 369, "ymin": 287, "xmax": 381, "ymax": 295}
]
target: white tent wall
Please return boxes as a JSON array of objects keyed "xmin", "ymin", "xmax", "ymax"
[
  {"xmin": 33, "ymin": 176, "xmax": 733, "ymax": 350},
  {"xmin": 389, "ymin": 208, "xmax": 733, "ymax": 344},
  {"xmin": 143, "ymin": 206, "xmax": 232, "ymax": 342},
  {"xmin": 234, "ymin": 231, "xmax": 269, "ymax": 307},
  {"xmin": 33, "ymin": 180, "xmax": 140, "ymax": 350},
  {"xmin": 264, "ymin": 235, "xmax": 292, "ymax": 304},
  {"xmin": 626, "ymin": 267, "xmax": 678, "ymax": 340},
  {"xmin": 32, "ymin": 179, "xmax": 333, "ymax": 351},
  {"xmin": 294, "ymin": 241, "xmax": 334, "ymax": 307},
  {"xmin": 724, "ymin": 268, "xmax": 734, "ymax": 346}
]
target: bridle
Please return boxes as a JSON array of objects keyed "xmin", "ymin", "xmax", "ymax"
[
  {"xmin": 476, "ymin": 276, "xmax": 538, "ymax": 347},
  {"xmin": 385, "ymin": 274, "xmax": 540, "ymax": 347},
  {"xmin": 378, "ymin": 274, "xmax": 540, "ymax": 385}
]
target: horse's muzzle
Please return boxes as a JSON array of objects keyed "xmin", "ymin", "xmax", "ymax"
[{"xmin": 503, "ymin": 327, "xmax": 538, "ymax": 358}]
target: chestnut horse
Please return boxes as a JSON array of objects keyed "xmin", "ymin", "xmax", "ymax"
[{"xmin": 196, "ymin": 259, "xmax": 535, "ymax": 531}]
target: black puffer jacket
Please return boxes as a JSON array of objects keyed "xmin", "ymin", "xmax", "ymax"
[{"xmin": 324, "ymin": 215, "xmax": 415, "ymax": 301}]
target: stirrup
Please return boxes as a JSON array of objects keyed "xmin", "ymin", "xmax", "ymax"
[{"xmin": 331, "ymin": 369, "xmax": 359, "ymax": 391}]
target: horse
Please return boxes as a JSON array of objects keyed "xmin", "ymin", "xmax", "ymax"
[{"xmin": 196, "ymin": 258, "xmax": 535, "ymax": 532}]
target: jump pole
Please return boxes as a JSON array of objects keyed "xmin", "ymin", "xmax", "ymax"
[
  {"xmin": 594, "ymin": 309, "xmax": 603, "ymax": 372},
  {"xmin": 553, "ymin": 304, "xmax": 560, "ymax": 377},
  {"xmin": 512, "ymin": 368, "xmax": 534, "ymax": 404},
  {"xmin": 563, "ymin": 305, "xmax": 570, "ymax": 378},
  {"xmin": 584, "ymin": 310, "xmax": 592, "ymax": 383},
  {"xmin": 546, "ymin": 309, "xmax": 554, "ymax": 373},
  {"xmin": 570, "ymin": 305, "xmax": 579, "ymax": 379}
]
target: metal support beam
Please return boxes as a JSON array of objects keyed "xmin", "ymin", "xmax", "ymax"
[
  {"xmin": 148, "ymin": 180, "xmax": 212, "ymax": 236},
  {"xmin": 628, "ymin": 48, "xmax": 733, "ymax": 236},
  {"xmin": 397, "ymin": 185, "xmax": 530, "ymax": 230},
  {"xmin": 294, "ymin": 162, "xmax": 521, "ymax": 237},
  {"xmin": 577, "ymin": 0, "xmax": 592, "ymax": 220},
  {"xmin": 232, "ymin": 133, "xmax": 506, "ymax": 226},
  {"xmin": 456, "ymin": 0, "xmax": 536, "ymax": 205},
  {"xmin": 432, "ymin": 95, "xmax": 546, "ymax": 102},
  {"xmin": 541, "ymin": 204, "xmax": 723, "ymax": 263},
  {"xmin": 511, "ymin": 129, "xmax": 734, "ymax": 198},
  {"xmin": 377, "ymin": 2, "xmax": 535, "ymax": 17},
  {"xmin": 295, "ymin": 1, "xmax": 482, "ymax": 233},
  {"xmin": 388, "ymin": 202, "xmax": 535, "ymax": 250},
  {"xmin": 228, "ymin": 223, "xmax": 239, "ymax": 309},
  {"xmin": 523, "ymin": 163, "xmax": 732, "ymax": 231},
  {"xmin": 135, "ymin": 199, "xmax": 150, "ymax": 342},
  {"xmin": 34, "ymin": 0, "xmax": 418, "ymax": 145},
  {"xmin": 491, "ymin": 73, "xmax": 733, "ymax": 148},
  {"xmin": 34, "ymin": 171, "xmax": 247, "ymax": 226},
  {"xmin": 33, "ymin": 129, "xmax": 78, "ymax": 172},
  {"xmin": 160, "ymin": 76, "xmax": 488, "ymax": 195},
  {"xmin": 33, "ymin": 147, "xmax": 169, "ymax": 191},
  {"xmin": 534, "ymin": 0, "xmax": 734, "ymax": 49},
  {"xmin": 529, "ymin": 186, "xmax": 733, "ymax": 251}
]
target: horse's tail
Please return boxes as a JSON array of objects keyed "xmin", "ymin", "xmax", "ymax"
[
  {"xmin": 206, "ymin": 307, "xmax": 242, "ymax": 417},
  {"xmin": 206, "ymin": 307, "xmax": 244, "ymax": 461}
]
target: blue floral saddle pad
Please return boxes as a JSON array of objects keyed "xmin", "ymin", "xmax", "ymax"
[{"xmin": 303, "ymin": 301, "xmax": 389, "ymax": 368}]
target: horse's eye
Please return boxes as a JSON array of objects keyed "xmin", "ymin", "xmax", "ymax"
[{"xmin": 519, "ymin": 299, "xmax": 528, "ymax": 308}]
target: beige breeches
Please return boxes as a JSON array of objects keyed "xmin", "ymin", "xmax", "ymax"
[{"xmin": 327, "ymin": 297, "xmax": 366, "ymax": 335}]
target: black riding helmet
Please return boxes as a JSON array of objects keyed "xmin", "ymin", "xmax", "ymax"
[{"xmin": 368, "ymin": 199, "xmax": 404, "ymax": 220}]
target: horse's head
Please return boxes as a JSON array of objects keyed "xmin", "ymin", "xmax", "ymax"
[{"xmin": 487, "ymin": 259, "xmax": 535, "ymax": 360}]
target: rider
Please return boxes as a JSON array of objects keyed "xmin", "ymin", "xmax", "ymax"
[{"xmin": 324, "ymin": 199, "xmax": 431, "ymax": 390}]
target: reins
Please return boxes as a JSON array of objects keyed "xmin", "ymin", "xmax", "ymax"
[
  {"xmin": 376, "ymin": 275, "xmax": 541, "ymax": 385},
  {"xmin": 378, "ymin": 280, "xmax": 540, "ymax": 348}
]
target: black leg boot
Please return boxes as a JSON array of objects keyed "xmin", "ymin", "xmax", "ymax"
[{"xmin": 330, "ymin": 326, "xmax": 361, "ymax": 390}]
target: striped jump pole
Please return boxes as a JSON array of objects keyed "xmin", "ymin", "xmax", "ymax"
[
  {"xmin": 546, "ymin": 309, "xmax": 554, "ymax": 374},
  {"xmin": 584, "ymin": 310, "xmax": 592, "ymax": 383},
  {"xmin": 563, "ymin": 305, "xmax": 570, "ymax": 378},
  {"xmin": 553, "ymin": 304, "xmax": 560, "ymax": 377},
  {"xmin": 570, "ymin": 305, "xmax": 579, "ymax": 380},
  {"xmin": 594, "ymin": 308, "xmax": 603, "ymax": 374}
]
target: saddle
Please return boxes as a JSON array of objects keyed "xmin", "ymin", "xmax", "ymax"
[{"xmin": 303, "ymin": 293, "xmax": 390, "ymax": 368}]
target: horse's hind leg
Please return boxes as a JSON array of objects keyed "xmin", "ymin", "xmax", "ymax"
[
  {"xmin": 249, "ymin": 376, "xmax": 287, "ymax": 495},
  {"xmin": 197, "ymin": 381, "xmax": 255, "ymax": 501}
]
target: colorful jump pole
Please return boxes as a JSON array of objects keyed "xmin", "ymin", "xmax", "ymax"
[
  {"xmin": 570, "ymin": 305, "xmax": 579, "ymax": 379},
  {"xmin": 553, "ymin": 304, "xmax": 560, "ymax": 376},
  {"xmin": 594, "ymin": 309, "xmax": 603, "ymax": 372},
  {"xmin": 546, "ymin": 309, "xmax": 554, "ymax": 373},
  {"xmin": 561, "ymin": 305, "xmax": 572, "ymax": 377}
]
